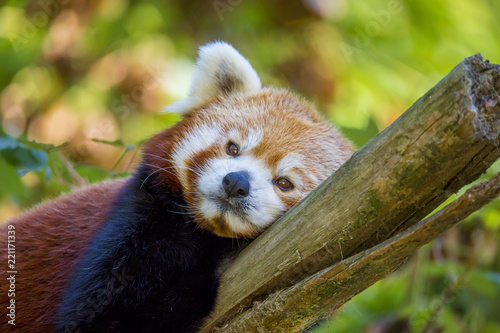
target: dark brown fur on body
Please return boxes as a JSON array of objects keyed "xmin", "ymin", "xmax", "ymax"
[{"xmin": 0, "ymin": 179, "xmax": 126, "ymax": 332}]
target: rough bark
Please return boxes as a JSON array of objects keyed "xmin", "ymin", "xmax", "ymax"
[
  {"xmin": 201, "ymin": 54, "xmax": 500, "ymax": 332},
  {"xmin": 212, "ymin": 172, "xmax": 500, "ymax": 332}
]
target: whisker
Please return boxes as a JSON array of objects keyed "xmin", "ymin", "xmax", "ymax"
[
  {"xmin": 142, "ymin": 153, "xmax": 204, "ymax": 175},
  {"xmin": 171, "ymin": 201, "xmax": 192, "ymax": 209},
  {"xmin": 142, "ymin": 152, "xmax": 176, "ymax": 163},
  {"xmin": 165, "ymin": 210, "xmax": 194, "ymax": 216},
  {"xmin": 140, "ymin": 163, "xmax": 178, "ymax": 178},
  {"xmin": 139, "ymin": 168, "xmax": 167, "ymax": 189}
]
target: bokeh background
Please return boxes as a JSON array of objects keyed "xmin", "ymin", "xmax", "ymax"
[{"xmin": 1, "ymin": 0, "xmax": 499, "ymax": 332}]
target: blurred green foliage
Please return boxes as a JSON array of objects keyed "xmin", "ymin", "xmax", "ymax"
[{"xmin": 0, "ymin": 0, "xmax": 499, "ymax": 332}]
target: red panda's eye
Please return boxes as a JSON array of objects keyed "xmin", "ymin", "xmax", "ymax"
[
  {"xmin": 227, "ymin": 142, "xmax": 239, "ymax": 156},
  {"xmin": 275, "ymin": 177, "xmax": 294, "ymax": 191}
]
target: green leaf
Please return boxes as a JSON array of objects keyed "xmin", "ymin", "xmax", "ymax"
[
  {"xmin": 0, "ymin": 135, "xmax": 21, "ymax": 150},
  {"xmin": 339, "ymin": 116, "xmax": 380, "ymax": 148},
  {"xmin": 91, "ymin": 138, "xmax": 126, "ymax": 147},
  {"xmin": 0, "ymin": 156, "xmax": 24, "ymax": 200},
  {"xmin": 0, "ymin": 135, "xmax": 49, "ymax": 176}
]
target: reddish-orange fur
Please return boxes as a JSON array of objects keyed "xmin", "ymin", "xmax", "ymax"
[
  {"xmin": 144, "ymin": 88, "xmax": 353, "ymax": 237},
  {"xmin": 0, "ymin": 179, "xmax": 126, "ymax": 332}
]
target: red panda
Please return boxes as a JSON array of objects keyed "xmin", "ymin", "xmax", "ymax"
[{"xmin": 0, "ymin": 42, "xmax": 354, "ymax": 332}]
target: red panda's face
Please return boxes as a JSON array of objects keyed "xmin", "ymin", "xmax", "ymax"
[{"xmin": 143, "ymin": 42, "xmax": 353, "ymax": 238}]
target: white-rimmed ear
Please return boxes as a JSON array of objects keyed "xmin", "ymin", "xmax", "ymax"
[{"xmin": 166, "ymin": 41, "xmax": 261, "ymax": 115}]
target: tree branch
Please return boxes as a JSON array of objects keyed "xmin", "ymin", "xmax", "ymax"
[
  {"xmin": 213, "ymin": 172, "xmax": 500, "ymax": 332},
  {"xmin": 201, "ymin": 54, "xmax": 500, "ymax": 332}
]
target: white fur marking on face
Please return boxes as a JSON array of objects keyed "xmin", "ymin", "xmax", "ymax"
[
  {"xmin": 243, "ymin": 128, "xmax": 262, "ymax": 151},
  {"xmin": 199, "ymin": 198, "xmax": 219, "ymax": 219},
  {"xmin": 227, "ymin": 128, "xmax": 262, "ymax": 151},
  {"xmin": 276, "ymin": 154, "xmax": 309, "ymax": 188},
  {"xmin": 225, "ymin": 213, "xmax": 253, "ymax": 236},
  {"xmin": 277, "ymin": 154, "xmax": 304, "ymax": 174},
  {"xmin": 196, "ymin": 154, "xmax": 284, "ymax": 230},
  {"xmin": 172, "ymin": 124, "xmax": 222, "ymax": 189}
]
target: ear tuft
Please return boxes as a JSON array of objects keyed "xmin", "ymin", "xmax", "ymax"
[{"xmin": 166, "ymin": 42, "xmax": 261, "ymax": 114}]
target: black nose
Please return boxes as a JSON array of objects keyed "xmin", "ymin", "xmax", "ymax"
[{"xmin": 222, "ymin": 172, "xmax": 250, "ymax": 198}]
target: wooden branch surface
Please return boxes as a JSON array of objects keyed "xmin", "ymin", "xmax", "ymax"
[
  {"xmin": 215, "ymin": 173, "xmax": 500, "ymax": 332},
  {"xmin": 201, "ymin": 54, "xmax": 500, "ymax": 332}
]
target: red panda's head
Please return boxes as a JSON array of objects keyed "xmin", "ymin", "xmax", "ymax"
[{"xmin": 143, "ymin": 42, "xmax": 354, "ymax": 238}]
